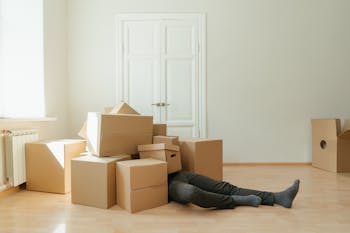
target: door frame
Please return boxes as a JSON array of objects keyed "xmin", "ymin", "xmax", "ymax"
[{"xmin": 115, "ymin": 13, "xmax": 207, "ymax": 137}]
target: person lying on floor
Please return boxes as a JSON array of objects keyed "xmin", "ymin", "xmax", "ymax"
[{"xmin": 168, "ymin": 171, "xmax": 300, "ymax": 209}]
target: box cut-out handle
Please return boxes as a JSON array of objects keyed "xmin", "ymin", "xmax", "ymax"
[
  {"xmin": 320, "ymin": 140, "xmax": 327, "ymax": 150},
  {"xmin": 170, "ymin": 153, "xmax": 176, "ymax": 158}
]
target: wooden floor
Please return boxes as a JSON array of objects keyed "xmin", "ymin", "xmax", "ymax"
[{"xmin": 1, "ymin": 165, "xmax": 350, "ymax": 233}]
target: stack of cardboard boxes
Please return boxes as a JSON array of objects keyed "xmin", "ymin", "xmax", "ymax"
[{"xmin": 25, "ymin": 102, "xmax": 223, "ymax": 213}]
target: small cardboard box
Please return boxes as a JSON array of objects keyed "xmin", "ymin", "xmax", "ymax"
[
  {"xmin": 153, "ymin": 124, "xmax": 167, "ymax": 136},
  {"xmin": 87, "ymin": 113, "xmax": 153, "ymax": 156},
  {"xmin": 117, "ymin": 159, "xmax": 168, "ymax": 213},
  {"xmin": 25, "ymin": 139, "xmax": 86, "ymax": 194},
  {"xmin": 71, "ymin": 154, "xmax": 130, "ymax": 209},
  {"xmin": 138, "ymin": 143, "xmax": 182, "ymax": 174},
  {"xmin": 311, "ymin": 119, "xmax": 350, "ymax": 172},
  {"xmin": 179, "ymin": 138, "xmax": 223, "ymax": 180},
  {"xmin": 153, "ymin": 135, "xmax": 179, "ymax": 146}
]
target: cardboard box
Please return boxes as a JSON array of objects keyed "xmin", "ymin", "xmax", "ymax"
[
  {"xmin": 153, "ymin": 124, "xmax": 167, "ymax": 136},
  {"xmin": 80, "ymin": 152, "xmax": 132, "ymax": 161},
  {"xmin": 138, "ymin": 144, "xmax": 182, "ymax": 174},
  {"xmin": 87, "ymin": 113, "xmax": 153, "ymax": 156},
  {"xmin": 311, "ymin": 119, "xmax": 350, "ymax": 172},
  {"xmin": 78, "ymin": 102, "xmax": 139, "ymax": 139},
  {"xmin": 117, "ymin": 159, "xmax": 168, "ymax": 213},
  {"xmin": 179, "ymin": 138, "xmax": 223, "ymax": 180},
  {"xmin": 153, "ymin": 135, "xmax": 179, "ymax": 146},
  {"xmin": 25, "ymin": 139, "xmax": 86, "ymax": 194},
  {"xmin": 71, "ymin": 154, "xmax": 130, "ymax": 209},
  {"xmin": 108, "ymin": 102, "xmax": 139, "ymax": 115}
]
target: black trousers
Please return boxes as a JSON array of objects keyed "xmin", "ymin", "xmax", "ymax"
[{"xmin": 168, "ymin": 171, "xmax": 274, "ymax": 209}]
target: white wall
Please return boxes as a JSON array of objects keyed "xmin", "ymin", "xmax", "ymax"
[
  {"xmin": 67, "ymin": 0, "xmax": 350, "ymax": 162},
  {"xmin": 43, "ymin": 0, "xmax": 70, "ymax": 139}
]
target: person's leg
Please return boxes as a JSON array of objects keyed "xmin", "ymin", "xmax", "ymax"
[
  {"xmin": 178, "ymin": 171, "xmax": 275, "ymax": 206},
  {"xmin": 168, "ymin": 181, "xmax": 261, "ymax": 209}
]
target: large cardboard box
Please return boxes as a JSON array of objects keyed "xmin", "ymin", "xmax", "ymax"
[
  {"xmin": 179, "ymin": 138, "xmax": 223, "ymax": 180},
  {"xmin": 78, "ymin": 102, "xmax": 139, "ymax": 139},
  {"xmin": 25, "ymin": 139, "xmax": 86, "ymax": 194},
  {"xmin": 153, "ymin": 124, "xmax": 167, "ymax": 136},
  {"xmin": 87, "ymin": 113, "xmax": 153, "ymax": 156},
  {"xmin": 311, "ymin": 119, "xmax": 350, "ymax": 172},
  {"xmin": 153, "ymin": 135, "xmax": 179, "ymax": 146},
  {"xmin": 138, "ymin": 144, "xmax": 182, "ymax": 174},
  {"xmin": 71, "ymin": 154, "xmax": 130, "ymax": 209},
  {"xmin": 117, "ymin": 159, "xmax": 168, "ymax": 213}
]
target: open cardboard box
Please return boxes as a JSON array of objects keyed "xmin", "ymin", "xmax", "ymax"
[
  {"xmin": 311, "ymin": 119, "xmax": 350, "ymax": 172},
  {"xmin": 25, "ymin": 139, "xmax": 86, "ymax": 194}
]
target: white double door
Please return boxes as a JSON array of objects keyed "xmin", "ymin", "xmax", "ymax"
[{"xmin": 117, "ymin": 14, "xmax": 206, "ymax": 137}]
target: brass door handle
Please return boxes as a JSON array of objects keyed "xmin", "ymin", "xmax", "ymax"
[
  {"xmin": 159, "ymin": 102, "xmax": 170, "ymax": 107},
  {"xmin": 152, "ymin": 102, "xmax": 170, "ymax": 107}
]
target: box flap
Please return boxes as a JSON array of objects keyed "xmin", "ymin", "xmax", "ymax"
[
  {"xmin": 339, "ymin": 130, "xmax": 350, "ymax": 139},
  {"xmin": 80, "ymin": 152, "xmax": 131, "ymax": 161},
  {"xmin": 72, "ymin": 154, "xmax": 118, "ymax": 164},
  {"xmin": 109, "ymin": 102, "xmax": 139, "ymax": 115},
  {"xmin": 339, "ymin": 120, "xmax": 350, "ymax": 139},
  {"xmin": 138, "ymin": 143, "xmax": 179, "ymax": 152},
  {"xmin": 110, "ymin": 154, "xmax": 132, "ymax": 161},
  {"xmin": 117, "ymin": 159, "xmax": 167, "ymax": 189},
  {"xmin": 311, "ymin": 119, "xmax": 341, "ymax": 140},
  {"xmin": 179, "ymin": 138, "xmax": 222, "ymax": 143},
  {"xmin": 78, "ymin": 120, "xmax": 87, "ymax": 139},
  {"xmin": 29, "ymin": 139, "xmax": 86, "ymax": 145},
  {"xmin": 153, "ymin": 136, "xmax": 179, "ymax": 146}
]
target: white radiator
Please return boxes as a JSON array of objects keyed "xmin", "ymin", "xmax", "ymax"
[
  {"xmin": 5, "ymin": 129, "xmax": 38, "ymax": 187},
  {"xmin": 0, "ymin": 131, "xmax": 7, "ymax": 191}
]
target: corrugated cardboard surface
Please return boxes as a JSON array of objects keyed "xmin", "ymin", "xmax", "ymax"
[
  {"xmin": 138, "ymin": 144, "xmax": 181, "ymax": 174},
  {"xmin": 153, "ymin": 136, "xmax": 179, "ymax": 145},
  {"xmin": 25, "ymin": 140, "xmax": 86, "ymax": 194},
  {"xmin": 71, "ymin": 155, "xmax": 125, "ymax": 209},
  {"xmin": 79, "ymin": 102, "xmax": 139, "ymax": 140},
  {"xmin": 129, "ymin": 184, "xmax": 168, "ymax": 213},
  {"xmin": 109, "ymin": 102, "xmax": 140, "ymax": 115},
  {"xmin": 87, "ymin": 114, "xmax": 153, "ymax": 156},
  {"xmin": 138, "ymin": 143, "xmax": 179, "ymax": 152},
  {"xmin": 117, "ymin": 159, "xmax": 168, "ymax": 213},
  {"xmin": 312, "ymin": 119, "xmax": 350, "ymax": 172},
  {"xmin": 153, "ymin": 124, "xmax": 167, "ymax": 136},
  {"xmin": 179, "ymin": 138, "xmax": 223, "ymax": 180}
]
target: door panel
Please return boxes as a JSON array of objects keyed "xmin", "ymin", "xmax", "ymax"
[
  {"xmin": 118, "ymin": 15, "xmax": 204, "ymax": 137},
  {"xmin": 167, "ymin": 126, "xmax": 193, "ymax": 138},
  {"xmin": 123, "ymin": 21, "xmax": 161, "ymax": 119},
  {"xmin": 166, "ymin": 59, "xmax": 193, "ymax": 121},
  {"xmin": 128, "ymin": 59, "xmax": 155, "ymax": 115},
  {"xmin": 161, "ymin": 20, "xmax": 198, "ymax": 137},
  {"xmin": 166, "ymin": 27, "xmax": 193, "ymax": 56},
  {"xmin": 127, "ymin": 22, "xmax": 158, "ymax": 56}
]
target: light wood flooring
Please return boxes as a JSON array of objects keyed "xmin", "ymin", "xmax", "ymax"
[{"xmin": 1, "ymin": 165, "xmax": 350, "ymax": 233}]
